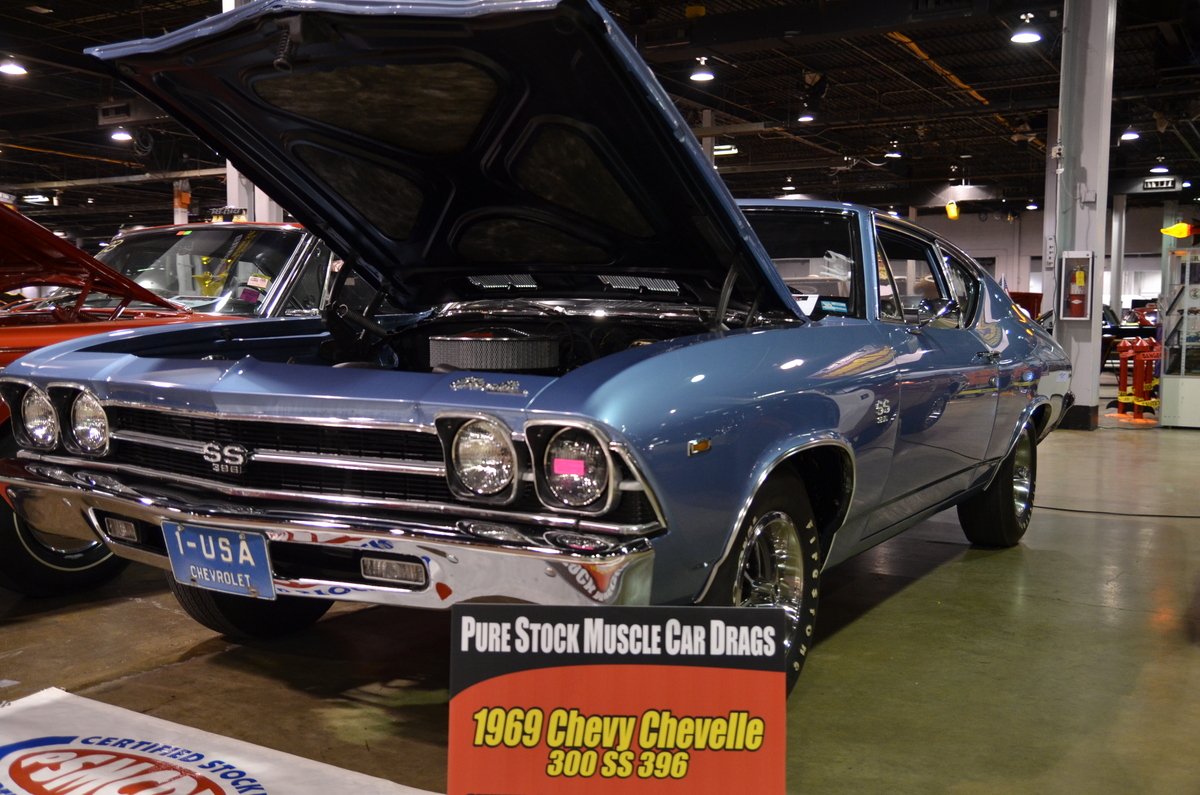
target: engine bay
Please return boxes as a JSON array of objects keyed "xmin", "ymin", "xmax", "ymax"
[{"xmin": 323, "ymin": 300, "xmax": 714, "ymax": 375}]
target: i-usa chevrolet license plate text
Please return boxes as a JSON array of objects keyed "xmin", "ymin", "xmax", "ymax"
[{"xmin": 164, "ymin": 522, "xmax": 275, "ymax": 599}]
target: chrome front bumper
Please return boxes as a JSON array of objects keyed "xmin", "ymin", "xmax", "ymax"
[{"xmin": 1, "ymin": 461, "xmax": 654, "ymax": 608}]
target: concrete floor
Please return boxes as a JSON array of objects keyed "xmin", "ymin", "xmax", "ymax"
[{"xmin": 2, "ymin": 425, "xmax": 1199, "ymax": 794}]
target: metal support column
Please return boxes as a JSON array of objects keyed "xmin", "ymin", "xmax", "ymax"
[
  {"xmin": 1041, "ymin": 109, "xmax": 1059, "ymax": 308},
  {"xmin": 1054, "ymin": 0, "xmax": 1117, "ymax": 430},
  {"xmin": 1109, "ymin": 194, "xmax": 1126, "ymax": 314},
  {"xmin": 222, "ymin": 0, "xmax": 284, "ymax": 223},
  {"xmin": 1161, "ymin": 200, "xmax": 1180, "ymax": 298}
]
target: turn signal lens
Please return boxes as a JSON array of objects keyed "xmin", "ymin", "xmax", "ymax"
[
  {"xmin": 544, "ymin": 428, "xmax": 608, "ymax": 507},
  {"xmin": 20, "ymin": 388, "xmax": 58, "ymax": 449}
]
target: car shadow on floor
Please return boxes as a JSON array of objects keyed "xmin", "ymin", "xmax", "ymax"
[
  {"xmin": 0, "ymin": 563, "xmax": 169, "ymax": 621},
  {"xmin": 815, "ymin": 515, "xmax": 971, "ymax": 644}
]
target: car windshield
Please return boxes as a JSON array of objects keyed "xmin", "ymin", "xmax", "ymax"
[{"xmin": 89, "ymin": 226, "xmax": 302, "ymax": 315}]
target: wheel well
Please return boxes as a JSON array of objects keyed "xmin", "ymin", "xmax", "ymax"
[
  {"xmin": 775, "ymin": 444, "xmax": 853, "ymax": 557},
  {"xmin": 1030, "ymin": 402, "xmax": 1051, "ymax": 439}
]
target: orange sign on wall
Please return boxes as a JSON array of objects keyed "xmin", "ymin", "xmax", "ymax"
[{"xmin": 448, "ymin": 605, "xmax": 787, "ymax": 794}]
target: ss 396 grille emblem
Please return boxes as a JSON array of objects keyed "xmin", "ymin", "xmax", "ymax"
[{"xmin": 201, "ymin": 442, "xmax": 248, "ymax": 474}]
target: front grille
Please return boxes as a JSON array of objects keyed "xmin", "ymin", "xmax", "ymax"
[
  {"xmin": 101, "ymin": 406, "xmax": 659, "ymax": 529},
  {"xmin": 114, "ymin": 440, "xmax": 459, "ymax": 502},
  {"xmin": 108, "ymin": 407, "xmax": 444, "ymax": 461}
]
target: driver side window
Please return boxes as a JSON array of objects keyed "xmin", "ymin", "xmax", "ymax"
[{"xmin": 877, "ymin": 227, "xmax": 958, "ymax": 328}]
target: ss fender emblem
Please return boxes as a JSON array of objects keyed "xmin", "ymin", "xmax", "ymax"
[{"xmin": 201, "ymin": 442, "xmax": 249, "ymax": 474}]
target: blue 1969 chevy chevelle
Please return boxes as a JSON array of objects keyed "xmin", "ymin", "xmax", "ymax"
[{"xmin": 0, "ymin": 0, "xmax": 1070, "ymax": 690}]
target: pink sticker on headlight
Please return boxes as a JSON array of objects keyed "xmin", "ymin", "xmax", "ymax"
[{"xmin": 552, "ymin": 458, "xmax": 586, "ymax": 477}]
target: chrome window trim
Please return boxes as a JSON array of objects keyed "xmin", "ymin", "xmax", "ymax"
[
  {"xmin": 255, "ymin": 230, "xmax": 319, "ymax": 318},
  {"xmin": 27, "ymin": 452, "xmax": 659, "ymax": 536}
]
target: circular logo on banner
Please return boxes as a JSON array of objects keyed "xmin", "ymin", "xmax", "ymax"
[{"xmin": 0, "ymin": 736, "xmax": 266, "ymax": 795}]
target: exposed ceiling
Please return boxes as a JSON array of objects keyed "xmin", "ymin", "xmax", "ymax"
[{"xmin": 2, "ymin": 0, "xmax": 1199, "ymax": 247}]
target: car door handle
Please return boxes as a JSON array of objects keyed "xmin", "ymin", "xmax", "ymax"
[{"xmin": 974, "ymin": 350, "xmax": 1001, "ymax": 363}]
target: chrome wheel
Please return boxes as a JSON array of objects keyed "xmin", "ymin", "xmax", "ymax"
[
  {"xmin": 703, "ymin": 476, "xmax": 820, "ymax": 692},
  {"xmin": 733, "ymin": 510, "xmax": 805, "ymax": 635}
]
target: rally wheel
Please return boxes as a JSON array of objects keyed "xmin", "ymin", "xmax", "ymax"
[{"xmin": 702, "ymin": 475, "xmax": 821, "ymax": 694}]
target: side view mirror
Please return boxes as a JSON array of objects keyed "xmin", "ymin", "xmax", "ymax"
[{"xmin": 916, "ymin": 298, "xmax": 960, "ymax": 328}]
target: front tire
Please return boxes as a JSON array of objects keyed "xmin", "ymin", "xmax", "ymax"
[
  {"xmin": 702, "ymin": 476, "xmax": 821, "ymax": 693},
  {"xmin": 167, "ymin": 576, "xmax": 332, "ymax": 640},
  {"xmin": 0, "ymin": 442, "xmax": 128, "ymax": 595},
  {"xmin": 957, "ymin": 424, "xmax": 1037, "ymax": 547}
]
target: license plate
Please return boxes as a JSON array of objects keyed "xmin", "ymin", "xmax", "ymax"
[{"xmin": 164, "ymin": 522, "xmax": 276, "ymax": 600}]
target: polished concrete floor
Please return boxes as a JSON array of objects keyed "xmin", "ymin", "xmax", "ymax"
[{"xmin": 2, "ymin": 425, "xmax": 1199, "ymax": 794}]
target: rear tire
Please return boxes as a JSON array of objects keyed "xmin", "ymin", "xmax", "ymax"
[
  {"xmin": 957, "ymin": 425, "xmax": 1037, "ymax": 547},
  {"xmin": 167, "ymin": 576, "xmax": 332, "ymax": 640},
  {"xmin": 0, "ymin": 433, "xmax": 127, "ymax": 596},
  {"xmin": 702, "ymin": 476, "xmax": 821, "ymax": 694}
]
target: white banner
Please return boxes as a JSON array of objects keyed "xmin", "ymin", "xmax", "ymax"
[{"xmin": 0, "ymin": 688, "xmax": 438, "ymax": 795}]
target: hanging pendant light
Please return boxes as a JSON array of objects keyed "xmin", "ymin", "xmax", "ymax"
[
  {"xmin": 1010, "ymin": 13, "xmax": 1041, "ymax": 44},
  {"xmin": 690, "ymin": 57, "xmax": 714, "ymax": 82}
]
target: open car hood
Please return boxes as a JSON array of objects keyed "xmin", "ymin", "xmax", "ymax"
[
  {"xmin": 0, "ymin": 204, "xmax": 181, "ymax": 311},
  {"xmin": 87, "ymin": 0, "xmax": 796, "ymax": 316}
]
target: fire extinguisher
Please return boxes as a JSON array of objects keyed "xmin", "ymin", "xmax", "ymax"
[{"xmin": 1067, "ymin": 261, "xmax": 1087, "ymax": 317}]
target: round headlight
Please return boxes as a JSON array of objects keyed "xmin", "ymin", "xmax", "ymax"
[
  {"xmin": 451, "ymin": 419, "xmax": 515, "ymax": 496},
  {"xmin": 71, "ymin": 392, "xmax": 109, "ymax": 453},
  {"xmin": 20, "ymin": 387, "xmax": 59, "ymax": 449},
  {"xmin": 544, "ymin": 428, "xmax": 609, "ymax": 507}
]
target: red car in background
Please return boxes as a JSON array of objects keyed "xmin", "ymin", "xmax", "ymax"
[{"xmin": 0, "ymin": 204, "xmax": 335, "ymax": 596}]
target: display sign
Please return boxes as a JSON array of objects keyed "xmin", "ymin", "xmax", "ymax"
[{"xmin": 448, "ymin": 604, "xmax": 787, "ymax": 794}]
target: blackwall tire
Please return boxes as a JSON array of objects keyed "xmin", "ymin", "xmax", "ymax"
[
  {"xmin": 702, "ymin": 476, "xmax": 821, "ymax": 694},
  {"xmin": 957, "ymin": 425, "xmax": 1037, "ymax": 548},
  {"xmin": 0, "ymin": 433, "xmax": 127, "ymax": 596},
  {"xmin": 167, "ymin": 576, "xmax": 333, "ymax": 640}
]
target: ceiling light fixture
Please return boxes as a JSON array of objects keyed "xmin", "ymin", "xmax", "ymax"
[
  {"xmin": 1120, "ymin": 126, "xmax": 1140, "ymax": 141},
  {"xmin": 884, "ymin": 139, "xmax": 902, "ymax": 158},
  {"xmin": 24, "ymin": 194, "xmax": 49, "ymax": 204},
  {"xmin": 1025, "ymin": 200, "xmax": 1039, "ymax": 210},
  {"xmin": 0, "ymin": 58, "xmax": 27, "ymax": 76},
  {"xmin": 1010, "ymin": 12, "xmax": 1042, "ymax": 44},
  {"xmin": 1150, "ymin": 156, "xmax": 1169, "ymax": 174},
  {"xmin": 781, "ymin": 175, "xmax": 796, "ymax": 191},
  {"xmin": 690, "ymin": 56, "xmax": 714, "ymax": 82},
  {"xmin": 110, "ymin": 127, "xmax": 133, "ymax": 142},
  {"xmin": 713, "ymin": 143, "xmax": 739, "ymax": 156},
  {"xmin": 1184, "ymin": 180, "xmax": 1193, "ymax": 188}
]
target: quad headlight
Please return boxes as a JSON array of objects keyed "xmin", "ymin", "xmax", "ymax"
[
  {"xmin": 544, "ymin": 428, "xmax": 609, "ymax": 507},
  {"xmin": 451, "ymin": 419, "xmax": 515, "ymax": 496},
  {"xmin": 20, "ymin": 387, "xmax": 59, "ymax": 449},
  {"xmin": 70, "ymin": 391, "xmax": 109, "ymax": 454}
]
